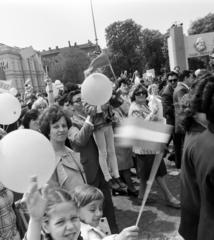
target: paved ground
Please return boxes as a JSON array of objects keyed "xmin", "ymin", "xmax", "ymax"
[{"xmin": 112, "ymin": 157, "xmax": 183, "ymax": 240}]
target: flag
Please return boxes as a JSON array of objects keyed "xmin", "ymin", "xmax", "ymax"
[
  {"xmin": 115, "ymin": 117, "xmax": 173, "ymax": 152},
  {"xmin": 20, "ymin": 46, "xmax": 35, "ymax": 59},
  {"xmin": 89, "ymin": 52, "xmax": 110, "ymax": 73},
  {"xmin": 0, "ymin": 80, "xmax": 12, "ymax": 93}
]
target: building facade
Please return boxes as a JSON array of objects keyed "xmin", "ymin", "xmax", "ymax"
[
  {"xmin": 0, "ymin": 43, "xmax": 45, "ymax": 93},
  {"xmin": 39, "ymin": 40, "xmax": 99, "ymax": 71}
]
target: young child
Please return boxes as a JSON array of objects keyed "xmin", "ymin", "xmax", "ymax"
[
  {"xmin": 24, "ymin": 176, "xmax": 82, "ymax": 240},
  {"xmin": 82, "ymin": 97, "xmax": 126, "ymax": 191},
  {"xmin": 73, "ymin": 185, "xmax": 139, "ymax": 240}
]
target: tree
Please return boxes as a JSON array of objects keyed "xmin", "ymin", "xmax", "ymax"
[
  {"xmin": 140, "ymin": 28, "xmax": 167, "ymax": 74},
  {"xmin": 49, "ymin": 47, "xmax": 90, "ymax": 84},
  {"xmin": 188, "ymin": 13, "xmax": 214, "ymax": 35},
  {"xmin": 105, "ymin": 19, "xmax": 143, "ymax": 76}
]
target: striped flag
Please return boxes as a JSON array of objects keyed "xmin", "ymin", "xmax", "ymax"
[
  {"xmin": 115, "ymin": 118, "xmax": 173, "ymax": 151},
  {"xmin": 89, "ymin": 52, "xmax": 110, "ymax": 73}
]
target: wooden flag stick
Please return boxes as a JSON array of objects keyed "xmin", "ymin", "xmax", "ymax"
[
  {"xmin": 109, "ymin": 64, "xmax": 117, "ymax": 81},
  {"xmin": 136, "ymin": 152, "xmax": 164, "ymax": 226}
]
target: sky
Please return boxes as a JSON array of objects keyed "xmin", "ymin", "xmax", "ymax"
[{"xmin": 1, "ymin": 0, "xmax": 214, "ymax": 51}]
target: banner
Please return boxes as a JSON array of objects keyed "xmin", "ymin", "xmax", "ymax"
[
  {"xmin": 0, "ymin": 80, "xmax": 12, "ymax": 93},
  {"xmin": 146, "ymin": 69, "xmax": 155, "ymax": 77},
  {"xmin": 20, "ymin": 46, "xmax": 35, "ymax": 59}
]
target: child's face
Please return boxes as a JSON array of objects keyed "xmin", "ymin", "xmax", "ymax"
[
  {"xmin": 79, "ymin": 199, "xmax": 103, "ymax": 227},
  {"xmin": 44, "ymin": 202, "xmax": 80, "ymax": 240}
]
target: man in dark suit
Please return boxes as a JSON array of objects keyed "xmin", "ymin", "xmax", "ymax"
[
  {"xmin": 161, "ymin": 71, "xmax": 178, "ymax": 161},
  {"xmin": 67, "ymin": 90, "xmax": 118, "ymax": 234},
  {"xmin": 173, "ymin": 70, "xmax": 193, "ymax": 168}
]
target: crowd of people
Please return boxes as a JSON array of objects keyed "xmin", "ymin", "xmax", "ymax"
[{"xmin": 0, "ymin": 64, "xmax": 214, "ymax": 240}]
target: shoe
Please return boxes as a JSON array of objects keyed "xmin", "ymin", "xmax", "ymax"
[
  {"xmin": 112, "ymin": 188, "xmax": 127, "ymax": 196},
  {"xmin": 113, "ymin": 177, "xmax": 127, "ymax": 189},
  {"xmin": 107, "ymin": 179, "xmax": 120, "ymax": 190},
  {"xmin": 127, "ymin": 189, "xmax": 139, "ymax": 197},
  {"xmin": 168, "ymin": 152, "xmax": 175, "ymax": 162},
  {"xmin": 166, "ymin": 197, "xmax": 180, "ymax": 209},
  {"xmin": 137, "ymin": 196, "xmax": 156, "ymax": 205}
]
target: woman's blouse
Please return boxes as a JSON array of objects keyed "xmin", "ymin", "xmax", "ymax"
[{"xmin": 128, "ymin": 101, "xmax": 159, "ymax": 155}]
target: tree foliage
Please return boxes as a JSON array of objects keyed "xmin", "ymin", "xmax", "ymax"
[
  {"xmin": 188, "ymin": 13, "xmax": 214, "ymax": 35},
  {"xmin": 105, "ymin": 19, "xmax": 168, "ymax": 77},
  {"xmin": 105, "ymin": 19, "xmax": 143, "ymax": 76},
  {"xmin": 49, "ymin": 47, "xmax": 90, "ymax": 84}
]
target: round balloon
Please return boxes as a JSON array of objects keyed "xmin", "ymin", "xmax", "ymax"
[
  {"xmin": 81, "ymin": 73, "xmax": 112, "ymax": 106},
  {"xmin": 55, "ymin": 80, "xmax": 64, "ymax": 90},
  {"xmin": 55, "ymin": 80, "xmax": 61, "ymax": 85},
  {"xmin": 46, "ymin": 83, "xmax": 59, "ymax": 97},
  {"xmin": 0, "ymin": 93, "xmax": 21, "ymax": 125},
  {"xmin": 9, "ymin": 88, "xmax": 18, "ymax": 96},
  {"xmin": 0, "ymin": 129, "xmax": 56, "ymax": 193}
]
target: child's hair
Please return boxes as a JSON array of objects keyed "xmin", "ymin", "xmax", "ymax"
[
  {"xmin": 43, "ymin": 188, "xmax": 78, "ymax": 240},
  {"xmin": 72, "ymin": 185, "xmax": 104, "ymax": 208}
]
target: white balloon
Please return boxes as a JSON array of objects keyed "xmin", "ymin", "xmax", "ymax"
[
  {"xmin": 9, "ymin": 88, "xmax": 18, "ymax": 96},
  {"xmin": 81, "ymin": 73, "xmax": 112, "ymax": 106},
  {"xmin": 0, "ymin": 93, "xmax": 21, "ymax": 125},
  {"xmin": 0, "ymin": 129, "xmax": 56, "ymax": 193},
  {"xmin": 46, "ymin": 83, "xmax": 59, "ymax": 97},
  {"xmin": 55, "ymin": 80, "xmax": 61, "ymax": 84}
]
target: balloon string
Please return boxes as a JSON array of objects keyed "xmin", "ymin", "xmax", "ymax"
[{"xmin": 5, "ymin": 125, "xmax": 9, "ymax": 132}]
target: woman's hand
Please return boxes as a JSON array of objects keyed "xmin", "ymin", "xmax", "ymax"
[
  {"xmin": 26, "ymin": 176, "xmax": 50, "ymax": 222},
  {"xmin": 115, "ymin": 226, "xmax": 139, "ymax": 240}
]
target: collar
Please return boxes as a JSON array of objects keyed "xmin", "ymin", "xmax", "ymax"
[
  {"xmin": 179, "ymin": 82, "xmax": 189, "ymax": 90},
  {"xmin": 208, "ymin": 122, "xmax": 214, "ymax": 133}
]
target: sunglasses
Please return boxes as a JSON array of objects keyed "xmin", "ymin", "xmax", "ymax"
[
  {"xmin": 135, "ymin": 91, "xmax": 147, "ymax": 96},
  {"xmin": 168, "ymin": 79, "xmax": 178, "ymax": 83},
  {"xmin": 73, "ymin": 97, "xmax": 81, "ymax": 104}
]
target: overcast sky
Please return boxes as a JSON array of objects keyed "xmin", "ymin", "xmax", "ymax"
[{"xmin": 1, "ymin": 0, "xmax": 214, "ymax": 51}]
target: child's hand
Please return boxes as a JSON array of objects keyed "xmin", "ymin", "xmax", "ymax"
[
  {"xmin": 101, "ymin": 103, "xmax": 109, "ymax": 111},
  {"xmin": 116, "ymin": 226, "xmax": 139, "ymax": 240},
  {"xmin": 44, "ymin": 75, "xmax": 52, "ymax": 85},
  {"xmin": 26, "ymin": 176, "xmax": 49, "ymax": 222}
]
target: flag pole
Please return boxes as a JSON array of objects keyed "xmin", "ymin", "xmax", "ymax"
[
  {"xmin": 109, "ymin": 64, "xmax": 117, "ymax": 81},
  {"xmin": 135, "ymin": 152, "xmax": 164, "ymax": 226},
  {"xmin": 90, "ymin": 0, "xmax": 99, "ymax": 53}
]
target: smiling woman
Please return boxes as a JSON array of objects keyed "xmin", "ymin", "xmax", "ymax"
[{"xmin": 39, "ymin": 104, "xmax": 86, "ymax": 194}]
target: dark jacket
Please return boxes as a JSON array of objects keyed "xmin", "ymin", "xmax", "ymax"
[
  {"xmin": 161, "ymin": 84, "xmax": 175, "ymax": 125},
  {"xmin": 173, "ymin": 83, "xmax": 189, "ymax": 133},
  {"xmin": 68, "ymin": 115, "xmax": 99, "ymax": 184},
  {"xmin": 179, "ymin": 121, "xmax": 206, "ymax": 240},
  {"xmin": 193, "ymin": 122, "xmax": 214, "ymax": 240}
]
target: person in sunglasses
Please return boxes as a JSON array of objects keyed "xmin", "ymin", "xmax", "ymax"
[
  {"xmin": 128, "ymin": 84, "xmax": 180, "ymax": 208},
  {"xmin": 161, "ymin": 71, "xmax": 179, "ymax": 162}
]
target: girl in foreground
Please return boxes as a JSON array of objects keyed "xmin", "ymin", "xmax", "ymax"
[
  {"xmin": 73, "ymin": 185, "xmax": 139, "ymax": 240},
  {"xmin": 24, "ymin": 176, "xmax": 82, "ymax": 240}
]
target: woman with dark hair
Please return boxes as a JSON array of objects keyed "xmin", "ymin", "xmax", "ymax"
[
  {"xmin": 39, "ymin": 104, "xmax": 85, "ymax": 194},
  {"xmin": 22, "ymin": 109, "xmax": 40, "ymax": 131},
  {"xmin": 179, "ymin": 72, "xmax": 212, "ymax": 240},
  {"xmin": 129, "ymin": 84, "xmax": 180, "ymax": 208}
]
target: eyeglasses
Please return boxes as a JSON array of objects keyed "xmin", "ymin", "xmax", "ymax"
[
  {"xmin": 168, "ymin": 79, "xmax": 178, "ymax": 83},
  {"xmin": 135, "ymin": 91, "xmax": 146, "ymax": 96},
  {"xmin": 73, "ymin": 98, "xmax": 81, "ymax": 104}
]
